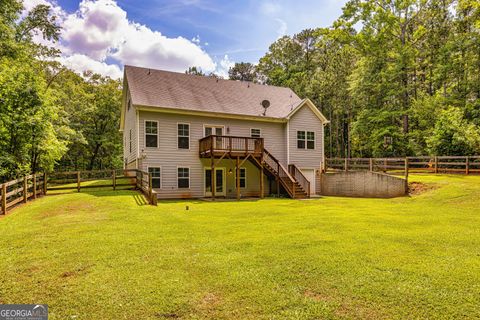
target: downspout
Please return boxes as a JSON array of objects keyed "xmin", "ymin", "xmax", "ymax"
[{"xmin": 136, "ymin": 109, "xmax": 140, "ymax": 170}]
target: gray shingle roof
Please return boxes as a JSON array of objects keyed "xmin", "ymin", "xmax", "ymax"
[{"xmin": 125, "ymin": 65, "xmax": 303, "ymax": 119}]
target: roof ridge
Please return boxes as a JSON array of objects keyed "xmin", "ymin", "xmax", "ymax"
[{"xmin": 124, "ymin": 64, "xmax": 295, "ymax": 92}]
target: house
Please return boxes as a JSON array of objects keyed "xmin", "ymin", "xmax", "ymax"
[{"xmin": 120, "ymin": 65, "xmax": 329, "ymax": 199}]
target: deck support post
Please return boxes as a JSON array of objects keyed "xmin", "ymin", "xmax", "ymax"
[
  {"xmin": 211, "ymin": 153, "xmax": 215, "ymax": 200},
  {"xmin": 236, "ymin": 156, "xmax": 240, "ymax": 200},
  {"xmin": 259, "ymin": 167, "xmax": 264, "ymax": 199},
  {"xmin": 276, "ymin": 178, "xmax": 280, "ymax": 197}
]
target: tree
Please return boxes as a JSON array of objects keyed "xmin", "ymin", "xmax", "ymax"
[
  {"xmin": 228, "ymin": 62, "xmax": 256, "ymax": 81},
  {"xmin": 185, "ymin": 66, "xmax": 205, "ymax": 76},
  {"xmin": 0, "ymin": 58, "xmax": 70, "ymax": 180},
  {"xmin": 427, "ymin": 106, "xmax": 480, "ymax": 155}
]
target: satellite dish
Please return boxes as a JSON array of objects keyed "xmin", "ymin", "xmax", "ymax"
[
  {"xmin": 261, "ymin": 100, "xmax": 270, "ymax": 116},
  {"xmin": 261, "ymin": 100, "xmax": 270, "ymax": 109}
]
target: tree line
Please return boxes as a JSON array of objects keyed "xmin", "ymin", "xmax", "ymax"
[
  {"xmin": 230, "ymin": 0, "xmax": 480, "ymax": 158},
  {"xmin": 0, "ymin": 0, "xmax": 122, "ymax": 182},
  {"xmin": 1, "ymin": 0, "xmax": 478, "ymax": 182}
]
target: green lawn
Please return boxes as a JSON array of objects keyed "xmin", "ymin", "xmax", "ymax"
[{"xmin": 0, "ymin": 175, "xmax": 479, "ymax": 319}]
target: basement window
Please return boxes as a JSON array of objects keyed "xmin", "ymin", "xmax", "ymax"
[
  {"xmin": 178, "ymin": 167, "xmax": 190, "ymax": 188},
  {"xmin": 148, "ymin": 167, "xmax": 161, "ymax": 189},
  {"xmin": 236, "ymin": 168, "xmax": 247, "ymax": 188}
]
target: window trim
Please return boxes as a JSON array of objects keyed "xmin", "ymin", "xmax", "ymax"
[
  {"xmin": 147, "ymin": 166, "xmax": 162, "ymax": 189},
  {"xmin": 250, "ymin": 128, "xmax": 261, "ymax": 138},
  {"xmin": 144, "ymin": 120, "xmax": 159, "ymax": 149},
  {"xmin": 177, "ymin": 166, "xmax": 190, "ymax": 189},
  {"xmin": 177, "ymin": 122, "xmax": 190, "ymax": 150},
  {"xmin": 235, "ymin": 167, "xmax": 247, "ymax": 189}
]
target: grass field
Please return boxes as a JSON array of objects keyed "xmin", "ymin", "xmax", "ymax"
[{"xmin": 0, "ymin": 174, "xmax": 479, "ymax": 319}]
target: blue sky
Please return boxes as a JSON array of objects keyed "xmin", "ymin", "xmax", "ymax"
[{"xmin": 26, "ymin": 0, "xmax": 347, "ymax": 78}]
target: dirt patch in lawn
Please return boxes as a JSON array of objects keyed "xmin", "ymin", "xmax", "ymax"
[
  {"xmin": 409, "ymin": 181, "xmax": 438, "ymax": 195},
  {"xmin": 60, "ymin": 264, "xmax": 93, "ymax": 278}
]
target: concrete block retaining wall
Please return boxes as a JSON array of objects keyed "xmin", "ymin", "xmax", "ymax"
[{"xmin": 318, "ymin": 171, "xmax": 407, "ymax": 198}]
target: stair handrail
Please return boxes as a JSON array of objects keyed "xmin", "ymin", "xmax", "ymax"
[
  {"xmin": 288, "ymin": 164, "xmax": 311, "ymax": 197},
  {"xmin": 263, "ymin": 148, "xmax": 297, "ymax": 197}
]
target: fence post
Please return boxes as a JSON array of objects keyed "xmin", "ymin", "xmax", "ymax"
[
  {"xmin": 23, "ymin": 176, "xmax": 28, "ymax": 203},
  {"xmin": 1, "ymin": 184, "xmax": 6, "ymax": 215},
  {"xmin": 434, "ymin": 156, "xmax": 438, "ymax": 174},
  {"xmin": 113, "ymin": 170, "xmax": 116, "ymax": 190},
  {"xmin": 466, "ymin": 156, "xmax": 470, "ymax": 175},
  {"xmin": 43, "ymin": 172, "xmax": 47, "ymax": 195},
  {"xmin": 369, "ymin": 158, "xmax": 373, "ymax": 172},
  {"xmin": 344, "ymin": 158, "xmax": 348, "ymax": 172},
  {"xmin": 77, "ymin": 171, "xmax": 81, "ymax": 192},
  {"xmin": 405, "ymin": 158, "xmax": 409, "ymax": 181},
  {"xmin": 33, "ymin": 174, "xmax": 37, "ymax": 199}
]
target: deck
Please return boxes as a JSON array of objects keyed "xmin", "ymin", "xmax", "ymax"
[{"xmin": 199, "ymin": 135, "xmax": 264, "ymax": 158}]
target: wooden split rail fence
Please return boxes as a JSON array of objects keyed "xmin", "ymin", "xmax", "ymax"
[
  {"xmin": 326, "ymin": 156, "xmax": 480, "ymax": 176},
  {"xmin": 0, "ymin": 169, "xmax": 157, "ymax": 215}
]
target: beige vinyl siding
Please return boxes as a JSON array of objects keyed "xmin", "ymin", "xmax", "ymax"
[
  {"xmin": 288, "ymin": 105, "xmax": 324, "ymax": 168},
  {"xmin": 138, "ymin": 111, "xmax": 283, "ymax": 198},
  {"xmin": 122, "ymin": 89, "xmax": 138, "ymax": 167}
]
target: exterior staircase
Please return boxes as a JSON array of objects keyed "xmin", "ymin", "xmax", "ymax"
[{"xmin": 257, "ymin": 149, "xmax": 310, "ymax": 199}]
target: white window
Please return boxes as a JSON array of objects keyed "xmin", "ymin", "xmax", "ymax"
[
  {"xmin": 177, "ymin": 167, "xmax": 190, "ymax": 188},
  {"xmin": 250, "ymin": 128, "xmax": 261, "ymax": 138},
  {"xmin": 297, "ymin": 131, "xmax": 315, "ymax": 150},
  {"xmin": 236, "ymin": 168, "xmax": 247, "ymax": 188},
  {"xmin": 178, "ymin": 123, "xmax": 190, "ymax": 149},
  {"xmin": 148, "ymin": 167, "xmax": 161, "ymax": 189},
  {"xmin": 145, "ymin": 121, "xmax": 158, "ymax": 148}
]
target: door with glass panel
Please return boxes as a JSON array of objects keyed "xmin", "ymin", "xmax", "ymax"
[
  {"xmin": 204, "ymin": 168, "xmax": 225, "ymax": 196},
  {"xmin": 204, "ymin": 126, "xmax": 224, "ymax": 150}
]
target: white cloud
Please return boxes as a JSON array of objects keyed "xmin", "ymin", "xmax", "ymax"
[
  {"xmin": 216, "ymin": 55, "xmax": 234, "ymax": 79},
  {"xmin": 23, "ymin": 0, "xmax": 217, "ymax": 78},
  {"xmin": 58, "ymin": 54, "xmax": 123, "ymax": 79}
]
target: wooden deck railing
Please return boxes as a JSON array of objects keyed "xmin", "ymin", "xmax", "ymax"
[
  {"xmin": 1, "ymin": 169, "xmax": 157, "ymax": 215},
  {"xmin": 326, "ymin": 155, "xmax": 480, "ymax": 176},
  {"xmin": 199, "ymin": 135, "xmax": 264, "ymax": 156},
  {"xmin": 289, "ymin": 164, "xmax": 310, "ymax": 197}
]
